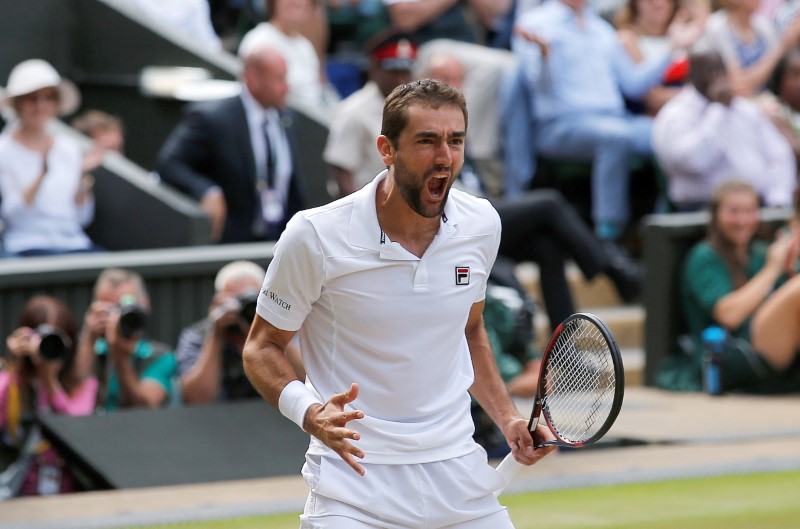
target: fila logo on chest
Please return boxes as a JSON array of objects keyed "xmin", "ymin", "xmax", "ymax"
[{"xmin": 455, "ymin": 267, "xmax": 470, "ymax": 286}]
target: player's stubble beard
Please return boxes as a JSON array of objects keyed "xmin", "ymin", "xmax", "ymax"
[{"xmin": 393, "ymin": 156, "xmax": 456, "ymax": 219}]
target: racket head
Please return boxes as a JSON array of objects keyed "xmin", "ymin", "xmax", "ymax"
[{"xmin": 532, "ymin": 312, "xmax": 625, "ymax": 448}]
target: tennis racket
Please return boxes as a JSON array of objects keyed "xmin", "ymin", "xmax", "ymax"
[{"xmin": 494, "ymin": 312, "xmax": 625, "ymax": 494}]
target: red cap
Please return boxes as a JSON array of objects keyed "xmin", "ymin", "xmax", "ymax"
[{"xmin": 370, "ymin": 38, "xmax": 417, "ymax": 71}]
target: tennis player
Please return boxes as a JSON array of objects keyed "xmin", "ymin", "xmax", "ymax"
[{"xmin": 243, "ymin": 79, "xmax": 556, "ymax": 528}]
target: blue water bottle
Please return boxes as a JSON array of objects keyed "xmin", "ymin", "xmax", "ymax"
[{"xmin": 701, "ymin": 326, "xmax": 725, "ymax": 396}]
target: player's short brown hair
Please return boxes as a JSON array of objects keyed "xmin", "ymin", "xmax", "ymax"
[{"xmin": 381, "ymin": 79, "xmax": 467, "ymax": 147}]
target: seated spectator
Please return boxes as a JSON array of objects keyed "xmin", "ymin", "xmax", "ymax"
[
  {"xmin": 512, "ymin": 0, "xmax": 704, "ymax": 242},
  {"xmin": 76, "ymin": 268, "xmax": 176, "ymax": 411},
  {"xmin": 239, "ymin": 0, "xmax": 338, "ymax": 109},
  {"xmin": 156, "ymin": 45, "xmax": 306, "ymax": 243},
  {"xmin": 327, "ymin": 0, "xmax": 390, "ymax": 55},
  {"xmin": 0, "ymin": 296, "xmax": 97, "ymax": 497},
  {"xmin": 177, "ymin": 260, "xmax": 303, "ymax": 404},
  {"xmin": 615, "ymin": 0, "xmax": 705, "ymax": 115},
  {"xmin": 429, "ymin": 52, "xmax": 645, "ymax": 328},
  {"xmin": 699, "ymin": 0, "xmax": 800, "ymax": 97},
  {"xmin": 664, "ymin": 180, "xmax": 800, "ymax": 393},
  {"xmin": 71, "ymin": 109, "xmax": 125, "ymax": 155},
  {"xmin": 126, "ymin": 0, "xmax": 223, "ymax": 51},
  {"xmin": 384, "ymin": 0, "xmax": 511, "ymax": 45},
  {"xmin": 761, "ymin": 44, "xmax": 800, "ymax": 170},
  {"xmin": 653, "ymin": 49, "xmax": 796, "ymax": 211},
  {"xmin": 323, "ymin": 31, "xmax": 416, "ymax": 197},
  {"xmin": 0, "ymin": 59, "xmax": 104, "ymax": 257},
  {"xmin": 386, "ymin": 0, "xmax": 517, "ymax": 189}
]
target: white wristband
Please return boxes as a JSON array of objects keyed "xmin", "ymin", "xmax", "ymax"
[{"xmin": 278, "ymin": 380, "xmax": 322, "ymax": 430}]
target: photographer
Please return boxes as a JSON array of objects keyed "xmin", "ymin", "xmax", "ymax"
[
  {"xmin": 177, "ymin": 261, "xmax": 302, "ymax": 404},
  {"xmin": 0, "ymin": 296, "xmax": 97, "ymax": 497},
  {"xmin": 76, "ymin": 268, "xmax": 176, "ymax": 411}
]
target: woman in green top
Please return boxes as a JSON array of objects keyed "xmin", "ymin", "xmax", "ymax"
[{"xmin": 680, "ymin": 180, "xmax": 800, "ymax": 392}]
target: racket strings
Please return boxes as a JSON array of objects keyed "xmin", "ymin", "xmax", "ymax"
[{"xmin": 542, "ymin": 319, "xmax": 617, "ymax": 444}]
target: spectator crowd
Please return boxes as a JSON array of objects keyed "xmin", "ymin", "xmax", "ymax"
[{"xmin": 2, "ymin": 0, "xmax": 800, "ymax": 498}]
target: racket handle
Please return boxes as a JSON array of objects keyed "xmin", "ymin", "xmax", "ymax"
[{"xmin": 493, "ymin": 452, "xmax": 523, "ymax": 497}]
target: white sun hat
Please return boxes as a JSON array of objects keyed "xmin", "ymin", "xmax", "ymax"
[{"xmin": 2, "ymin": 59, "xmax": 81, "ymax": 116}]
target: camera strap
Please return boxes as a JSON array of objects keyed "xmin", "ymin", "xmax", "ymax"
[{"xmin": 5, "ymin": 376, "xmax": 21, "ymax": 445}]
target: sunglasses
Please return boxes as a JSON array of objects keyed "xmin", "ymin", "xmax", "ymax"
[{"xmin": 17, "ymin": 90, "xmax": 59, "ymax": 104}]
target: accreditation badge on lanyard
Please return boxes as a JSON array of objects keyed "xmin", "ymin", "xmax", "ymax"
[
  {"xmin": 260, "ymin": 184, "xmax": 285, "ymax": 223},
  {"xmin": 259, "ymin": 116, "xmax": 285, "ymax": 224}
]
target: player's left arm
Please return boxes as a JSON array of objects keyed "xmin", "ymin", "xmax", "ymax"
[{"xmin": 466, "ymin": 301, "xmax": 549, "ymax": 465}]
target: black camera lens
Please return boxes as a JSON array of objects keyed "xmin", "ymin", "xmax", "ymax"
[
  {"xmin": 223, "ymin": 293, "xmax": 259, "ymax": 337},
  {"xmin": 238, "ymin": 293, "xmax": 258, "ymax": 323},
  {"xmin": 118, "ymin": 295, "xmax": 148, "ymax": 339},
  {"xmin": 36, "ymin": 324, "xmax": 71, "ymax": 361},
  {"xmin": 119, "ymin": 305, "xmax": 147, "ymax": 339}
]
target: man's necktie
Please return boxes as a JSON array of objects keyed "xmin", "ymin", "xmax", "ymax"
[{"xmin": 262, "ymin": 118, "xmax": 274, "ymax": 189}]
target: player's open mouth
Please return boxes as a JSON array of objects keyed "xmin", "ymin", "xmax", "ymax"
[{"xmin": 427, "ymin": 175, "xmax": 448, "ymax": 199}]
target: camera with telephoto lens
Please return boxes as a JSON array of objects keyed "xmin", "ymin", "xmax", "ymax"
[
  {"xmin": 36, "ymin": 324, "xmax": 73, "ymax": 362},
  {"xmin": 238, "ymin": 292, "xmax": 258, "ymax": 323},
  {"xmin": 118, "ymin": 294, "xmax": 148, "ymax": 339},
  {"xmin": 224, "ymin": 292, "xmax": 258, "ymax": 336}
]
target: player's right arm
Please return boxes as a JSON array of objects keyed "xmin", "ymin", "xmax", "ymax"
[
  {"xmin": 243, "ymin": 316, "xmax": 366, "ymax": 475},
  {"xmin": 242, "ymin": 316, "xmax": 299, "ymax": 406}
]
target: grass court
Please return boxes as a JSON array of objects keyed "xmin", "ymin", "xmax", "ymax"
[{"xmin": 115, "ymin": 469, "xmax": 800, "ymax": 529}]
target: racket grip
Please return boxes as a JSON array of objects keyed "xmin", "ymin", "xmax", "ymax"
[{"xmin": 493, "ymin": 452, "xmax": 523, "ymax": 497}]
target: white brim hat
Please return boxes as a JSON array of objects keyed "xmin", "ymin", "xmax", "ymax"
[{"xmin": 2, "ymin": 59, "xmax": 80, "ymax": 116}]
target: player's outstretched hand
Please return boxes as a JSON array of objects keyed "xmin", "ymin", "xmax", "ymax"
[
  {"xmin": 304, "ymin": 383, "xmax": 366, "ymax": 475},
  {"xmin": 505, "ymin": 419, "xmax": 556, "ymax": 466}
]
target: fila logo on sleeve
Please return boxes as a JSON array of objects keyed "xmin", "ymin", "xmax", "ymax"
[{"xmin": 455, "ymin": 267, "xmax": 470, "ymax": 286}]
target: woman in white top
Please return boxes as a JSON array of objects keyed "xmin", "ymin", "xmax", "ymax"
[
  {"xmin": 701, "ymin": 0, "xmax": 800, "ymax": 97},
  {"xmin": 0, "ymin": 59, "xmax": 102, "ymax": 257},
  {"xmin": 239, "ymin": 0, "xmax": 338, "ymax": 109}
]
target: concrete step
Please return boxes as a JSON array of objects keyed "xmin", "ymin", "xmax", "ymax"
[
  {"xmin": 621, "ymin": 347, "xmax": 645, "ymax": 387},
  {"xmin": 515, "ymin": 261, "xmax": 645, "ymax": 386},
  {"xmin": 531, "ymin": 311, "xmax": 645, "ymax": 387},
  {"xmin": 532, "ymin": 304, "xmax": 645, "ymax": 351},
  {"xmin": 515, "ymin": 262, "xmax": 628, "ymax": 308}
]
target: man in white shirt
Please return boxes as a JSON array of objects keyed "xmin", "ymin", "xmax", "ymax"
[
  {"xmin": 653, "ymin": 50, "xmax": 796, "ymax": 211},
  {"xmin": 323, "ymin": 32, "xmax": 417, "ymax": 197},
  {"xmin": 384, "ymin": 0, "xmax": 518, "ymax": 181},
  {"xmin": 243, "ymin": 79, "xmax": 555, "ymax": 528},
  {"xmin": 237, "ymin": 0, "xmax": 334, "ymax": 110}
]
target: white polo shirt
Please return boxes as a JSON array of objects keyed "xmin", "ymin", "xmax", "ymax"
[{"xmin": 256, "ymin": 171, "xmax": 501, "ymax": 464}]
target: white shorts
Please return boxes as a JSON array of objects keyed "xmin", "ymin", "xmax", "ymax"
[{"xmin": 298, "ymin": 448, "xmax": 513, "ymax": 529}]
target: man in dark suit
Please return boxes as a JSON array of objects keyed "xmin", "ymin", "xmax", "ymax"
[{"xmin": 156, "ymin": 46, "xmax": 305, "ymax": 243}]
